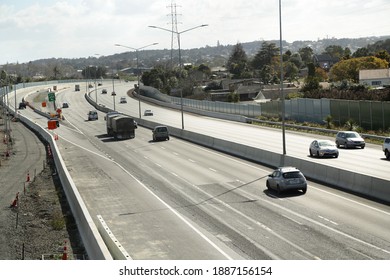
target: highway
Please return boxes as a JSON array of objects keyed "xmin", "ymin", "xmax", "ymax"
[{"xmin": 8, "ymin": 82, "xmax": 390, "ymax": 259}]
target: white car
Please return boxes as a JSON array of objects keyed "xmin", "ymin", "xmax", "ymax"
[
  {"xmin": 266, "ymin": 166, "xmax": 307, "ymax": 194},
  {"xmin": 309, "ymin": 139, "xmax": 339, "ymax": 158},
  {"xmin": 144, "ymin": 109, "xmax": 153, "ymax": 116}
]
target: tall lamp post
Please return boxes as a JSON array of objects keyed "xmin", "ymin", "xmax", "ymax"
[
  {"xmin": 115, "ymin": 43, "xmax": 158, "ymax": 118},
  {"xmin": 279, "ymin": 0, "xmax": 286, "ymax": 155},
  {"xmin": 148, "ymin": 24, "xmax": 208, "ymax": 129}
]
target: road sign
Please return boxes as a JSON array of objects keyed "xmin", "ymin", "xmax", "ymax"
[{"xmin": 48, "ymin": 92, "xmax": 55, "ymax": 102}]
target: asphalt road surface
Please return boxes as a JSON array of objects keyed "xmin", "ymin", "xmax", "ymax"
[{"xmin": 6, "ymin": 82, "xmax": 390, "ymax": 260}]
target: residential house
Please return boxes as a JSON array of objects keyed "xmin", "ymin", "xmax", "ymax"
[
  {"xmin": 359, "ymin": 68, "xmax": 390, "ymax": 87},
  {"xmin": 313, "ymin": 54, "xmax": 339, "ymax": 70}
]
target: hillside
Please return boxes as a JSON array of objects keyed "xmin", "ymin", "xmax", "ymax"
[{"xmin": 1, "ymin": 35, "xmax": 390, "ymax": 79}]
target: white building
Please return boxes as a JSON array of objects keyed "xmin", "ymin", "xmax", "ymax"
[{"xmin": 359, "ymin": 68, "xmax": 390, "ymax": 87}]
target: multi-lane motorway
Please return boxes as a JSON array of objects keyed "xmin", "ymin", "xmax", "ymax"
[{"xmin": 10, "ymin": 82, "xmax": 390, "ymax": 259}]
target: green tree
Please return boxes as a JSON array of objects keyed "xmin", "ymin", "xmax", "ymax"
[
  {"xmin": 289, "ymin": 53, "xmax": 303, "ymax": 69},
  {"xmin": 251, "ymin": 41, "xmax": 279, "ymax": 69},
  {"xmin": 53, "ymin": 65, "xmax": 60, "ymax": 80},
  {"xmin": 375, "ymin": 50, "xmax": 390, "ymax": 66},
  {"xmin": 353, "ymin": 47, "xmax": 370, "ymax": 58},
  {"xmin": 298, "ymin": 47, "xmax": 314, "ymax": 67},
  {"xmin": 329, "ymin": 56, "xmax": 388, "ymax": 82},
  {"xmin": 324, "ymin": 45, "xmax": 344, "ymax": 59},
  {"xmin": 284, "ymin": 62, "xmax": 299, "ymax": 82},
  {"xmin": 301, "ymin": 62, "xmax": 321, "ymax": 92},
  {"xmin": 227, "ymin": 43, "xmax": 248, "ymax": 78}
]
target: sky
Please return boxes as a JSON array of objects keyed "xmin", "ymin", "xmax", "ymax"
[{"xmin": 1, "ymin": 0, "xmax": 390, "ymax": 65}]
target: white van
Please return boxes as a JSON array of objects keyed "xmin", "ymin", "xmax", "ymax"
[{"xmin": 88, "ymin": 110, "xmax": 98, "ymax": 121}]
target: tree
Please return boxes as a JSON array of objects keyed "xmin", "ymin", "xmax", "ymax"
[
  {"xmin": 329, "ymin": 56, "xmax": 388, "ymax": 82},
  {"xmin": 298, "ymin": 47, "xmax": 314, "ymax": 67},
  {"xmin": 353, "ymin": 47, "xmax": 370, "ymax": 58},
  {"xmin": 53, "ymin": 65, "xmax": 60, "ymax": 80},
  {"xmin": 227, "ymin": 43, "xmax": 248, "ymax": 78},
  {"xmin": 375, "ymin": 50, "xmax": 390, "ymax": 66},
  {"xmin": 324, "ymin": 45, "xmax": 344, "ymax": 59},
  {"xmin": 251, "ymin": 41, "xmax": 279, "ymax": 69},
  {"xmin": 289, "ymin": 53, "xmax": 303, "ymax": 69},
  {"xmin": 284, "ymin": 62, "xmax": 299, "ymax": 83},
  {"xmin": 301, "ymin": 62, "xmax": 321, "ymax": 92}
]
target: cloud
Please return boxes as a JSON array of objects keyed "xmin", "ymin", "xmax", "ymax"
[{"xmin": 1, "ymin": 0, "xmax": 390, "ymax": 64}]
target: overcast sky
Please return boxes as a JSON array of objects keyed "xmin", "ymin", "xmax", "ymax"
[{"xmin": 1, "ymin": 0, "xmax": 390, "ymax": 65}]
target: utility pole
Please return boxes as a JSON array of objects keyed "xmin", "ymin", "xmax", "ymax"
[{"xmin": 168, "ymin": 1, "xmax": 181, "ymax": 67}]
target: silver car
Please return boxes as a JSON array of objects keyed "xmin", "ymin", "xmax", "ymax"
[
  {"xmin": 335, "ymin": 131, "xmax": 365, "ymax": 149},
  {"xmin": 266, "ymin": 167, "xmax": 307, "ymax": 194},
  {"xmin": 309, "ymin": 139, "xmax": 339, "ymax": 158},
  {"xmin": 152, "ymin": 125, "xmax": 169, "ymax": 141}
]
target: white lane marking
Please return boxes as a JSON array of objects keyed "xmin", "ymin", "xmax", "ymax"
[
  {"xmin": 113, "ymin": 163, "xmax": 233, "ymax": 260},
  {"xmin": 208, "ymin": 203, "xmax": 225, "ymax": 213},
  {"xmin": 59, "ymin": 127, "xmax": 233, "ymax": 259},
  {"xmin": 172, "ymin": 135, "xmax": 390, "ymax": 252},
  {"xmin": 209, "ymin": 168, "xmax": 217, "ymax": 172},
  {"xmin": 188, "ymin": 159, "xmax": 196, "ymax": 163},
  {"xmin": 160, "ymin": 146, "xmax": 166, "ymax": 150},
  {"xmin": 172, "ymin": 177, "xmax": 318, "ymax": 259},
  {"xmin": 179, "ymin": 137, "xmax": 389, "ymax": 216},
  {"xmin": 282, "ymin": 215, "xmax": 303, "ymax": 225},
  {"xmin": 155, "ymin": 163, "xmax": 162, "ymax": 168},
  {"xmin": 58, "ymin": 136, "xmax": 113, "ymax": 162},
  {"xmin": 62, "ymin": 117, "xmax": 84, "ymax": 134},
  {"xmin": 173, "ymin": 152, "xmax": 179, "ymax": 156},
  {"xmin": 237, "ymin": 188, "xmax": 390, "ymax": 256},
  {"xmin": 318, "ymin": 215, "xmax": 339, "ymax": 226},
  {"xmin": 312, "ymin": 186, "xmax": 390, "ymax": 216},
  {"xmin": 171, "ymin": 172, "xmax": 179, "ymax": 177}
]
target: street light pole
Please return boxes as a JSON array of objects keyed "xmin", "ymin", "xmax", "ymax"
[
  {"xmin": 115, "ymin": 43, "xmax": 158, "ymax": 118},
  {"xmin": 279, "ymin": 0, "xmax": 286, "ymax": 155},
  {"xmin": 148, "ymin": 24, "xmax": 208, "ymax": 129}
]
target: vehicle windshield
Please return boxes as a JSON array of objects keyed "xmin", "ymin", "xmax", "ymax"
[
  {"xmin": 346, "ymin": 132, "xmax": 358, "ymax": 138},
  {"xmin": 283, "ymin": 171, "xmax": 303, "ymax": 179},
  {"xmin": 318, "ymin": 140, "xmax": 333, "ymax": 147}
]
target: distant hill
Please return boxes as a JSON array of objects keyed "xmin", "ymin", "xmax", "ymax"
[{"xmin": 2, "ymin": 36, "xmax": 390, "ymax": 78}]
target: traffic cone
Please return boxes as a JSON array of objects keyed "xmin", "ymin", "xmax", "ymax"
[
  {"xmin": 62, "ymin": 240, "xmax": 68, "ymax": 260},
  {"xmin": 26, "ymin": 171, "xmax": 30, "ymax": 182},
  {"xmin": 10, "ymin": 192, "xmax": 19, "ymax": 208}
]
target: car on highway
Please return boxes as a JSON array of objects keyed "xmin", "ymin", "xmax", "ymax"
[
  {"xmin": 152, "ymin": 125, "xmax": 169, "ymax": 141},
  {"xmin": 18, "ymin": 102, "xmax": 27, "ymax": 109},
  {"xmin": 87, "ymin": 110, "xmax": 98, "ymax": 121},
  {"xmin": 335, "ymin": 131, "xmax": 365, "ymax": 149},
  {"xmin": 101, "ymin": 89, "xmax": 107, "ymax": 94},
  {"xmin": 266, "ymin": 166, "xmax": 307, "ymax": 194},
  {"xmin": 119, "ymin": 97, "xmax": 127, "ymax": 103},
  {"xmin": 144, "ymin": 109, "xmax": 153, "ymax": 116},
  {"xmin": 309, "ymin": 139, "xmax": 339, "ymax": 158},
  {"xmin": 62, "ymin": 102, "xmax": 69, "ymax": 108},
  {"xmin": 383, "ymin": 137, "xmax": 390, "ymax": 159}
]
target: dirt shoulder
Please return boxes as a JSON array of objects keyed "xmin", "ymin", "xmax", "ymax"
[{"xmin": 1, "ymin": 118, "xmax": 86, "ymax": 260}]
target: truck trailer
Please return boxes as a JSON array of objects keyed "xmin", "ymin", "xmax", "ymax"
[
  {"xmin": 110, "ymin": 116, "xmax": 136, "ymax": 139},
  {"xmin": 105, "ymin": 111, "xmax": 120, "ymax": 136}
]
